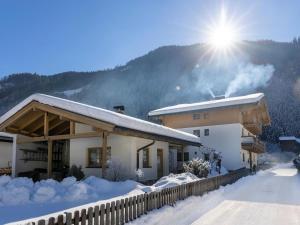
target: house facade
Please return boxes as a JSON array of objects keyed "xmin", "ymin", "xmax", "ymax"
[
  {"xmin": 0, "ymin": 94, "xmax": 201, "ymax": 181},
  {"xmin": 149, "ymin": 93, "xmax": 271, "ymax": 171},
  {"xmin": 279, "ymin": 136, "xmax": 300, "ymax": 154}
]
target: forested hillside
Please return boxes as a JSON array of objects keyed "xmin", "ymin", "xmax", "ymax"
[{"xmin": 1, "ymin": 40, "xmax": 300, "ymax": 142}]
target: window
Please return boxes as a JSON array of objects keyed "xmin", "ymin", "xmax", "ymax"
[
  {"xmin": 177, "ymin": 151, "xmax": 182, "ymax": 162},
  {"xmin": 177, "ymin": 152, "xmax": 190, "ymax": 161},
  {"xmin": 193, "ymin": 130, "xmax": 200, "ymax": 137},
  {"xmin": 204, "ymin": 129, "xmax": 210, "ymax": 136},
  {"xmin": 203, "ymin": 153, "xmax": 210, "ymax": 161},
  {"xmin": 204, "ymin": 113, "xmax": 209, "ymax": 119},
  {"xmin": 184, "ymin": 152, "xmax": 189, "ymax": 161},
  {"xmin": 143, "ymin": 148, "xmax": 151, "ymax": 168},
  {"xmin": 87, "ymin": 147, "xmax": 111, "ymax": 168},
  {"xmin": 193, "ymin": 113, "xmax": 201, "ymax": 120},
  {"xmin": 242, "ymin": 153, "xmax": 245, "ymax": 162}
]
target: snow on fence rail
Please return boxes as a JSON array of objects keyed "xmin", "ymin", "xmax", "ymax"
[{"xmin": 17, "ymin": 168, "xmax": 249, "ymax": 225}]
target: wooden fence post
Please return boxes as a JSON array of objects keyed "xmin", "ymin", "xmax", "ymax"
[
  {"xmin": 57, "ymin": 215, "xmax": 64, "ymax": 225},
  {"xmin": 38, "ymin": 220, "xmax": 45, "ymax": 225},
  {"xmin": 116, "ymin": 200, "xmax": 120, "ymax": 225},
  {"xmin": 133, "ymin": 196, "xmax": 137, "ymax": 219},
  {"xmin": 82, "ymin": 209, "xmax": 87, "ymax": 225},
  {"xmin": 120, "ymin": 199, "xmax": 125, "ymax": 225},
  {"xmin": 111, "ymin": 201, "xmax": 115, "ymax": 225},
  {"xmin": 144, "ymin": 193, "xmax": 148, "ymax": 214},
  {"xmin": 105, "ymin": 203, "xmax": 111, "ymax": 225},
  {"xmin": 74, "ymin": 211, "xmax": 80, "ymax": 225},
  {"xmin": 125, "ymin": 198, "xmax": 129, "ymax": 223},
  {"xmin": 129, "ymin": 197, "xmax": 133, "ymax": 221},
  {"xmin": 94, "ymin": 206, "xmax": 100, "ymax": 225},
  {"xmin": 88, "ymin": 207, "xmax": 93, "ymax": 225},
  {"xmin": 66, "ymin": 212, "xmax": 72, "ymax": 225},
  {"xmin": 100, "ymin": 204, "xmax": 105, "ymax": 225}
]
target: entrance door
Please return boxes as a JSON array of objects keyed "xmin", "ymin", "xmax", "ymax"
[{"xmin": 157, "ymin": 149, "xmax": 164, "ymax": 178}]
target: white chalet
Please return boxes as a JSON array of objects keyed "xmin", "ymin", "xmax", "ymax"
[{"xmin": 149, "ymin": 93, "xmax": 271, "ymax": 171}]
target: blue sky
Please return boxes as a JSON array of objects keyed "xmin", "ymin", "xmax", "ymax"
[{"xmin": 1, "ymin": 0, "xmax": 300, "ymax": 77}]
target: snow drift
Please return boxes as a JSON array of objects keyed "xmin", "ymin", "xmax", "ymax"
[{"xmin": 0, "ymin": 172, "xmax": 202, "ymax": 223}]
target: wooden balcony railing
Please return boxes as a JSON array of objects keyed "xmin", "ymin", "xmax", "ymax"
[{"xmin": 241, "ymin": 136, "xmax": 265, "ymax": 153}]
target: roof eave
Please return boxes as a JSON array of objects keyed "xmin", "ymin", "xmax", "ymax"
[{"xmin": 113, "ymin": 126, "xmax": 202, "ymax": 147}]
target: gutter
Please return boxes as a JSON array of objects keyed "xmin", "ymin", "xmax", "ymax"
[{"xmin": 136, "ymin": 140, "xmax": 155, "ymax": 169}]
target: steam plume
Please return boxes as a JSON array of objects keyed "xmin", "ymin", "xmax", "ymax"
[
  {"xmin": 192, "ymin": 56, "xmax": 274, "ymax": 98},
  {"xmin": 225, "ymin": 63, "xmax": 274, "ymax": 97}
]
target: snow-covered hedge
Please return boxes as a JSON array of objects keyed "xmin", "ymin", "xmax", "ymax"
[
  {"xmin": 0, "ymin": 175, "xmax": 141, "ymax": 206},
  {"xmin": 183, "ymin": 158, "xmax": 211, "ymax": 178}
]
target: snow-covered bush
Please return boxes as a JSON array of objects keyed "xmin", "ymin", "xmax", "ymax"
[
  {"xmin": 183, "ymin": 158, "xmax": 211, "ymax": 178},
  {"xmin": 67, "ymin": 165, "xmax": 85, "ymax": 181},
  {"xmin": 135, "ymin": 169, "xmax": 144, "ymax": 181},
  {"xmin": 107, "ymin": 159, "xmax": 128, "ymax": 181}
]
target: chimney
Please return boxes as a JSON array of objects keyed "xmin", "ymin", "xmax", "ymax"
[
  {"xmin": 213, "ymin": 95, "xmax": 226, "ymax": 100},
  {"xmin": 113, "ymin": 105, "xmax": 125, "ymax": 114}
]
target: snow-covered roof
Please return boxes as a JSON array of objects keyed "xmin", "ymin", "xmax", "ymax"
[
  {"xmin": 0, "ymin": 94, "xmax": 201, "ymax": 145},
  {"xmin": 149, "ymin": 93, "xmax": 265, "ymax": 116},
  {"xmin": 279, "ymin": 136, "xmax": 300, "ymax": 143}
]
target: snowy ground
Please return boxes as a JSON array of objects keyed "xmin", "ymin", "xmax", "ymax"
[
  {"xmin": 0, "ymin": 172, "xmax": 199, "ymax": 224},
  {"xmin": 258, "ymin": 143, "xmax": 297, "ymax": 170},
  {"xmin": 130, "ymin": 163, "xmax": 300, "ymax": 225}
]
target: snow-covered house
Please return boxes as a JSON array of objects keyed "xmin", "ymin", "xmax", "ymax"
[
  {"xmin": 279, "ymin": 136, "xmax": 300, "ymax": 153},
  {"xmin": 0, "ymin": 94, "xmax": 201, "ymax": 181},
  {"xmin": 149, "ymin": 93, "xmax": 271, "ymax": 171}
]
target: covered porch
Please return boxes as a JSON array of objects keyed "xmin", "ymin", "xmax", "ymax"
[{"xmin": 0, "ymin": 100, "xmax": 114, "ymax": 179}]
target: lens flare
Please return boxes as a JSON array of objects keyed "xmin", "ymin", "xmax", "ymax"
[{"xmin": 207, "ymin": 7, "xmax": 240, "ymax": 51}]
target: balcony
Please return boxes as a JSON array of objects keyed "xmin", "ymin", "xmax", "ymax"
[
  {"xmin": 243, "ymin": 122, "xmax": 262, "ymax": 135},
  {"xmin": 241, "ymin": 136, "xmax": 265, "ymax": 153}
]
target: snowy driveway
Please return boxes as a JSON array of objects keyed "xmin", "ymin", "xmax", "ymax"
[{"xmin": 130, "ymin": 164, "xmax": 300, "ymax": 225}]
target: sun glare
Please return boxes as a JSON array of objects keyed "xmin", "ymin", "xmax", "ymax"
[{"xmin": 207, "ymin": 8, "xmax": 239, "ymax": 51}]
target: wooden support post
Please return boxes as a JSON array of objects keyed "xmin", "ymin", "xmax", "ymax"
[
  {"xmin": 47, "ymin": 139, "xmax": 53, "ymax": 178},
  {"xmin": 44, "ymin": 112, "xmax": 49, "ymax": 137},
  {"xmin": 101, "ymin": 132, "xmax": 108, "ymax": 178},
  {"xmin": 182, "ymin": 148, "xmax": 184, "ymax": 170},
  {"xmin": 249, "ymin": 151, "xmax": 253, "ymax": 172},
  {"xmin": 70, "ymin": 121, "xmax": 75, "ymax": 135}
]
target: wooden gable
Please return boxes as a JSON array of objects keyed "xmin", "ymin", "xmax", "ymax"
[{"xmin": 0, "ymin": 101, "xmax": 115, "ymax": 140}]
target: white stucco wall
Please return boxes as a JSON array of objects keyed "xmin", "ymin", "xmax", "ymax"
[
  {"xmin": 183, "ymin": 145, "xmax": 202, "ymax": 161},
  {"xmin": 180, "ymin": 123, "xmax": 243, "ymax": 171},
  {"xmin": 69, "ymin": 134, "xmax": 136, "ymax": 178},
  {"xmin": 70, "ymin": 123, "xmax": 170, "ymax": 181},
  {"xmin": 136, "ymin": 139, "xmax": 169, "ymax": 181},
  {"xmin": 0, "ymin": 142, "xmax": 13, "ymax": 168}
]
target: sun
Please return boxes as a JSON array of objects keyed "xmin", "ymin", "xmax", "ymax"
[{"xmin": 207, "ymin": 7, "xmax": 239, "ymax": 51}]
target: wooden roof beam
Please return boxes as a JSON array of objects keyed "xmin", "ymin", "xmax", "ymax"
[
  {"xmin": 17, "ymin": 131, "xmax": 102, "ymax": 143},
  {"xmin": 29, "ymin": 114, "xmax": 57, "ymax": 134},
  {"xmin": 33, "ymin": 102, "xmax": 115, "ymax": 132},
  {"xmin": 49, "ymin": 121, "xmax": 70, "ymax": 135},
  {"xmin": 0, "ymin": 102, "xmax": 37, "ymax": 132},
  {"xmin": 49, "ymin": 119, "xmax": 66, "ymax": 132},
  {"xmin": 6, "ymin": 126, "xmax": 39, "ymax": 137},
  {"xmin": 17, "ymin": 111, "xmax": 44, "ymax": 130},
  {"xmin": 56, "ymin": 125, "xmax": 70, "ymax": 135}
]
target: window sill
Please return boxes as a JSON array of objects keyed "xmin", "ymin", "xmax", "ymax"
[{"xmin": 142, "ymin": 166, "xmax": 152, "ymax": 169}]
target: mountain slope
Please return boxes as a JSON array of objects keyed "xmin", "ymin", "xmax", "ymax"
[{"xmin": 1, "ymin": 40, "xmax": 300, "ymax": 142}]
